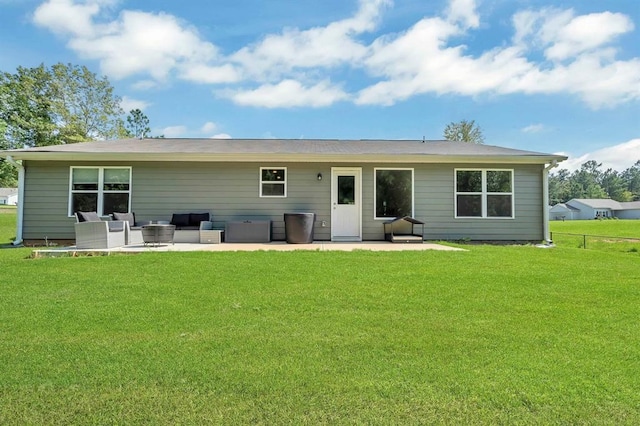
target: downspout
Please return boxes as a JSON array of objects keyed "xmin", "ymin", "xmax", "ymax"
[
  {"xmin": 6, "ymin": 156, "xmax": 24, "ymax": 246},
  {"xmin": 542, "ymin": 159, "xmax": 558, "ymax": 243}
]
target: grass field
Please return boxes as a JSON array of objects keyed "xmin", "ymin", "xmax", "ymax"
[
  {"xmin": 0, "ymin": 206, "xmax": 17, "ymax": 245},
  {"xmin": 1, "ymin": 211, "xmax": 639, "ymax": 424},
  {"xmin": 550, "ymin": 219, "xmax": 640, "ymax": 252}
]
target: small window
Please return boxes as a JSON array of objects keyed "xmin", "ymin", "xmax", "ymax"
[
  {"xmin": 69, "ymin": 167, "xmax": 131, "ymax": 216},
  {"xmin": 455, "ymin": 169, "xmax": 513, "ymax": 218},
  {"xmin": 260, "ymin": 167, "xmax": 286, "ymax": 197},
  {"xmin": 375, "ymin": 168, "xmax": 414, "ymax": 219}
]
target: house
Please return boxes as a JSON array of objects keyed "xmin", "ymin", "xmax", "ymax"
[
  {"xmin": 551, "ymin": 198, "xmax": 640, "ymax": 220},
  {"xmin": 0, "ymin": 188, "xmax": 18, "ymax": 205},
  {"xmin": 549, "ymin": 202, "xmax": 580, "ymax": 221},
  {"xmin": 1, "ymin": 138, "xmax": 567, "ymax": 245}
]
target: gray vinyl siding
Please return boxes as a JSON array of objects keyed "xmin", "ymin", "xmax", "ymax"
[
  {"xmin": 21, "ymin": 160, "xmax": 544, "ymax": 242},
  {"xmin": 615, "ymin": 209, "xmax": 640, "ymax": 219}
]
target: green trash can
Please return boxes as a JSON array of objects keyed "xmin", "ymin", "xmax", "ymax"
[{"xmin": 284, "ymin": 213, "xmax": 315, "ymax": 243}]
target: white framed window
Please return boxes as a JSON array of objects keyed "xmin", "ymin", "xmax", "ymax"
[
  {"xmin": 455, "ymin": 169, "xmax": 514, "ymax": 218},
  {"xmin": 260, "ymin": 167, "xmax": 287, "ymax": 197},
  {"xmin": 69, "ymin": 167, "xmax": 132, "ymax": 216},
  {"xmin": 374, "ymin": 168, "xmax": 414, "ymax": 219}
]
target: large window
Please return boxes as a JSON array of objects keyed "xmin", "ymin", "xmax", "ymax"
[
  {"xmin": 375, "ymin": 168, "xmax": 413, "ymax": 219},
  {"xmin": 69, "ymin": 167, "xmax": 131, "ymax": 216},
  {"xmin": 260, "ymin": 167, "xmax": 286, "ymax": 197},
  {"xmin": 455, "ymin": 169, "xmax": 513, "ymax": 218}
]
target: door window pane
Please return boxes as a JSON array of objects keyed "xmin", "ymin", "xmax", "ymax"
[{"xmin": 337, "ymin": 176, "xmax": 355, "ymax": 205}]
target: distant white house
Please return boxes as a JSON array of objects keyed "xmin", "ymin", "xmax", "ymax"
[
  {"xmin": 550, "ymin": 198, "xmax": 640, "ymax": 220},
  {"xmin": 549, "ymin": 203, "xmax": 580, "ymax": 220},
  {"xmin": 0, "ymin": 188, "xmax": 18, "ymax": 205}
]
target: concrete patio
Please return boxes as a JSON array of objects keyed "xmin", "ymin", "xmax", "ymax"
[{"xmin": 32, "ymin": 241, "xmax": 464, "ymax": 257}]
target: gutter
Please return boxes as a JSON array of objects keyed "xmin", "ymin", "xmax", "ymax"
[
  {"xmin": 6, "ymin": 156, "xmax": 24, "ymax": 246},
  {"xmin": 542, "ymin": 160, "xmax": 559, "ymax": 243}
]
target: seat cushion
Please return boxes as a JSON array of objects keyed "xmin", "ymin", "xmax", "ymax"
[
  {"xmin": 112, "ymin": 212, "xmax": 135, "ymax": 227},
  {"xmin": 170, "ymin": 213, "xmax": 190, "ymax": 227},
  {"xmin": 77, "ymin": 211, "xmax": 101, "ymax": 222}
]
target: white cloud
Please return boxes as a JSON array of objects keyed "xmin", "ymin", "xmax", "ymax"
[
  {"xmin": 356, "ymin": 4, "xmax": 640, "ymax": 108},
  {"xmin": 522, "ymin": 124, "xmax": 546, "ymax": 133},
  {"xmin": 222, "ymin": 79, "xmax": 349, "ymax": 108},
  {"xmin": 131, "ymin": 79, "xmax": 158, "ymax": 90},
  {"xmin": 512, "ymin": 9, "xmax": 634, "ymax": 61},
  {"xmin": 161, "ymin": 125, "xmax": 187, "ymax": 138},
  {"xmin": 557, "ymin": 139, "xmax": 640, "ymax": 172},
  {"xmin": 180, "ymin": 64, "xmax": 240, "ymax": 84},
  {"xmin": 200, "ymin": 122, "xmax": 218, "ymax": 134},
  {"xmin": 210, "ymin": 133, "xmax": 232, "ymax": 139},
  {"xmin": 231, "ymin": 0, "xmax": 390, "ymax": 80},
  {"xmin": 120, "ymin": 96, "xmax": 150, "ymax": 112},
  {"xmin": 446, "ymin": 0, "xmax": 479, "ymax": 29},
  {"xmin": 33, "ymin": 0, "xmax": 224, "ymax": 83},
  {"xmin": 33, "ymin": 0, "xmax": 104, "ymax": 37}
]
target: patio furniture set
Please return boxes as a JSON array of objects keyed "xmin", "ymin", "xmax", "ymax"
[
  {"xmin": 74, "ymin": 211, "xmax": 273, "ymax": 249},
  {"xmin": 74, "ymin": 211, "xmax": 424, "ymax": 250}
]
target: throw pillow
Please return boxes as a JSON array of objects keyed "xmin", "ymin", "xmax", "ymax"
[
  {"xmin": 189, "ymin": 212, "xmax": 210, "ymax": 226},
  {"xmin": 77, "ymin": 211, "xmax": 101, "ymax": 222},
  {"xmin": 112, "ymin": 212, "xmax": 135, "ymax": 226}
]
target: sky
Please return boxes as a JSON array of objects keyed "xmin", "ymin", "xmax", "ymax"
[{"xmin": 1, "ymin": 0, "xmax": 639, "ymax": 172}]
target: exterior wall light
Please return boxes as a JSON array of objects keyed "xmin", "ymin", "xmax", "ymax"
[{"xmin": 317, "ymin": 173, "xmax": 323, "ymax": 181}]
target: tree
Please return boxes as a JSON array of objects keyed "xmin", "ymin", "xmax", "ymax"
[
  {"xmin": 0, "ymin": 64, "xmax": 59, "ymax": 148},
  {"xmin": 50, "ymin": 63, "xmax": 124, "ymax": 141},
  {"xmin": 443, "ymin": 119, "xmax": 485, "ymax": 144},
  {"xmin": 125, "ymin": 109, "xmax": 151, "ymax": 139},
  {"xmin": 548, "ymin": 168, "xmax": 571, "ymax": 205},
  {"xmin": 621, "ymin": 160, "xmax": 640, "ymax": 201},
  {"xmin": 0, "ymin": 63, "xmax": 124, "ymax": 148},
  {"xmin": 599, "ymin": 168, "xmax": 630, "ymax": 201},
  {"xmin": 569, "ymin": 161, "xmax": 607, "ymax": 199}
]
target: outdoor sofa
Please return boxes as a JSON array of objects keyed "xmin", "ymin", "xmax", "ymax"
[{"xmin": 112, "ymin": 212, "xmax": 213, "ymax": 244}]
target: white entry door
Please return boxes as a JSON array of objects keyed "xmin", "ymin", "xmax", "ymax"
[{"xmin": 331, "ymin": 167, "xmax": 362, "ymax": 241}]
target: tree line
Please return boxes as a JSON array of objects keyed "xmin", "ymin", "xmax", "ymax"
[
  {"xmin": 0, "ymin": 63, "xmax": 153, "ymax": 186},
  {"xmin": 549, "ymin": 160, "xmax": 640, "ymax": 204}
]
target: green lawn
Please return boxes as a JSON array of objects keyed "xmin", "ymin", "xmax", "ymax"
[
  {"xmin": 1, "ymin": 212, "xmax": 639, "ymax": 424},
  {"xmin": 0, "ymin": 206, "xmax": 17, "ymax": 246},
  {"xmin": 550, "ymin": 219, "xmax": 640, "ymax": 252}
]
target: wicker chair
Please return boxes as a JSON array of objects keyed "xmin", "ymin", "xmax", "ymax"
[{"xmin": 74, "ymin": 212, "xmax": 126, "ymax": 249}]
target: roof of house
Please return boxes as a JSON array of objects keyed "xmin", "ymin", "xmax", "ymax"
[
  {"xmin": 0, "ymin": 188, "xmax": 18, "ymax": 197},
  {"xmin": 550, "ymin": 203, "xmax": 580, "ymax": 211},
  {"xmin": 620, "ymin": 201, "xmax": 640, "ymax": 210},
  {"xmin": 568, "ymin": 198, "xmax": 624, "ymax": 210},
  {"xmin": 567, "ymin": 198, "xmax": 640, "ymax": 211},
  {"xmin": 1, "ymin": 138, "xmax": 567, "ymax": 164}
]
